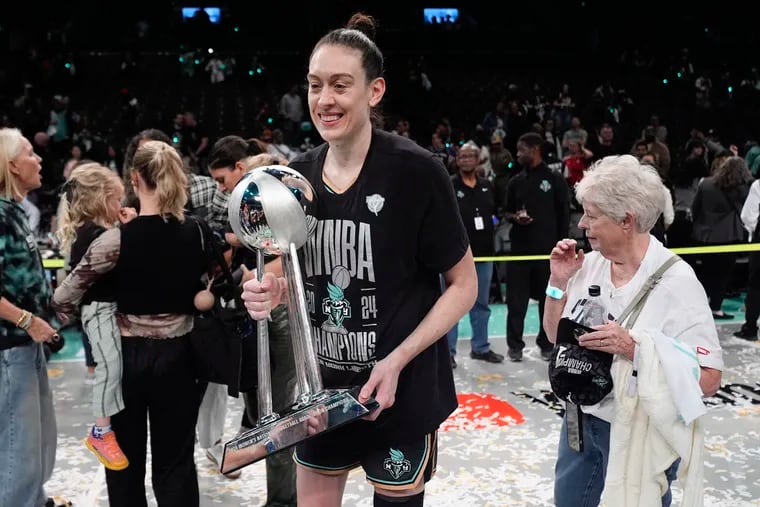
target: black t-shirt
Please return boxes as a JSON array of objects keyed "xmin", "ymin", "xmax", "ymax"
[
  {"xmin": 180, "ymin": 122, "xmax": 209, "ymax": 158},
  {"xmin": 288, "ymin": 129, "xmax": 468, "ymax": 440},
  {"xmin": 450, "ymin": 173, "xmax": 496, "ymax": 257},
  {"xmin": 116, "ymin": 215, "xmax": 206, "ymax": 315},
  {"xmin": 505, "ymin": 163, "xmax": 570, "ymax": 254}
]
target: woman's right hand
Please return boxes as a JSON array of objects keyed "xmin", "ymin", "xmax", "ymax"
[
  {"xmin": 241, "ymin": 272, "xmax": 287, "ymax": 320},
  {"xmin": 118, "ymin": 207, "xmax": 138, "ymax": 224},
  {"xmin": 549, "ymin": 238, "xmax": 584, "ymax": 289},
  {"xmin": 224, "ymin": 232, "xmax": 242, "ymax": 247},
  {"xmin": 26, "ymin": 315, "xmax": 60, "ymax": 344}
]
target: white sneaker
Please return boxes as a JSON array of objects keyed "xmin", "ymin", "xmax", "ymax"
[{"xmin": 205, "ymin": 442, "xmax": 241, "ymax": 479}]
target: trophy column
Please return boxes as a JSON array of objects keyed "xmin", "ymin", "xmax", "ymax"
[{"xmin": 222, "ymin": 165, "xmax": 378, "ymax": 475}]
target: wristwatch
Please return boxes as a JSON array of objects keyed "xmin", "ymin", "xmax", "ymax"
[{"xmin": 545, "ymin": 284, "xmax": 566, "ymax": 300}]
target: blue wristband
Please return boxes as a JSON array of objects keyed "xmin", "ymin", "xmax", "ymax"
[{"xmin": 546, "ymin": 284, "xmax": 566, "ymax": 300}]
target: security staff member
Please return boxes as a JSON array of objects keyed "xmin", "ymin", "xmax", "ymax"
[
  {"xmin": 447, "ymin": 142, "xmax": 503, "ymax": 367},
  {"xmin": 503, "ymin": 132, "xmax": 570, "ymax": 362}
]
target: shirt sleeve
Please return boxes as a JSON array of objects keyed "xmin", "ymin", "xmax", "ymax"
[
  {"xmin": 740, "ymin": 180, "xmax": 760, "ymax": 238},
  {"xmin": 554, "ymin": 171, "xmax": 570, "ymax": 239},
  {"xmin": 662, "ymin": 186, "xmax": 675, "ymax": 228},
  {"xmin": 52, "ymin": 228, "xmax": 120, "ymax": 315},
  {"xmin": 208, "ymin": 188, "xmax": 230, "ymax": 232},
  {"xmin": 189, "ymin": 175, "xmax": 217, "ymax": 220},
  {"xmin": 653, "ymin": 270, "xmax": 724, "ymax": 371},
  {"xmin": 417, "ymin": 158, "xmax": 469, "ymax": 274},
  {"xmin": 691, "ymin": 180, "xmax": 704, "ymax": 221},
  {"xmin": 504, "ymin": 176, "xmax": 517, "ymax": 214}
]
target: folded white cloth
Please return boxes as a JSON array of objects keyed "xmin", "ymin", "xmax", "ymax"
[
  {"xmin": 601, "ymin": 330, "xmax": 704, "ymax": 507},
  {"xmin": 649, "ymin": 329, "xmax": 706, "ymax": 425}
]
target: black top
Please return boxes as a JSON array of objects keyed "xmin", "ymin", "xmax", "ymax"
[
  {"xmin": 69, "ymin": 222, "xmax": 117, "ymax": 305},
  {"xmin": 450, "ymin": 173, "xmax": 496, "ymax": 257},
  {"xmin": 289, "ymin": 129, "xmax": 468, "ymax": 441},
  {"xmin": 504, "ymin": 163, "xmax": 570, "ymax": 254},
  {"xmin": 115, "ymin": 215, "xmax": 206, "ymax": 315},
  {"xmin": 691, "ymin": 178, "xmax": 750, "ymax": 244}
]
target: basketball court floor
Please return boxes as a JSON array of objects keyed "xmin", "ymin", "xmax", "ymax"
[{"xmin": 43, "ymin": 298, "xmax": 760, "ymax": 506}]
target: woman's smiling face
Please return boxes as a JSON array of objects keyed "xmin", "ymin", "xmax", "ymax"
[{"xmin": 307, "ymin": 44, "xmax": 384, "ymax": 144}]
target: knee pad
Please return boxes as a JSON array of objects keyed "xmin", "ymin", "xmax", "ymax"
[{"xmin": 374, "ymin": 490, "xmax": 424, "ymax": 507}]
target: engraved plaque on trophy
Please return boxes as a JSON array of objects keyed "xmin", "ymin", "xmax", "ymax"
[{"xmin": 223, "ymin": 166, "xmax": 378, "ymax": 474}]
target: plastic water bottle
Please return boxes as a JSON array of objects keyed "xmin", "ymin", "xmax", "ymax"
[{"xmin": 578, "ymin": 285, "xmax": 607, "ymax": 327}]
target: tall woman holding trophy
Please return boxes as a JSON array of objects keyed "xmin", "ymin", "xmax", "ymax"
[{"xmin": 241, "ymin": 12, "xmax": 477, "ymax": 507}]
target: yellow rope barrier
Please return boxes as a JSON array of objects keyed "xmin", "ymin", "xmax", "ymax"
[
  {"xmin": 42, "ymin": 258, "xmax": 65, "ymax": 269},
  {"xmin": 41, "ymin": 243, "xmax": 760, "ymax": 269},
  {"xmin": 472, "ymin": 242, "xmax": 760, "ymax": 263}
]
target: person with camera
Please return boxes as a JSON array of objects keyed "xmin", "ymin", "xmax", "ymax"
[
  {"xmin": 0, "ymin": 128, "xmax": 63, "ymax": 507},
  {"xmin": 203, "ymin": 136, "xmax": 298, "ymax": 504},
  {"xmin": 543, "ymin": 155, "xmax": 723, "ymax": 506}
]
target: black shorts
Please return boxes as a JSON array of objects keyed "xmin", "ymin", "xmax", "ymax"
[{"xmin": 294, "ymin": 420, "xmax": 438, "ymax": 491}]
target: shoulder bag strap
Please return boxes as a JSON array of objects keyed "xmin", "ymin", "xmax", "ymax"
[{"xmin": 617, "ymin": 255, "xmax": 681, "ymax": 328}]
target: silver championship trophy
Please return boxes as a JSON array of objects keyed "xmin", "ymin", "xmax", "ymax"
[{"xmin": 221, "ymin": 165, "xmax": 378, "ymax": 474}]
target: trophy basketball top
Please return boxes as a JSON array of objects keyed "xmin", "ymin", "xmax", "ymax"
[{"xmin": 228, "ymin": 165, "xmax": 316, "ymax": 255}]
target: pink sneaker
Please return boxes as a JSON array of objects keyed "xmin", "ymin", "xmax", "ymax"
[{"xmin": 85, "ymin": 430, "xmax": 129, "ymax": 470}]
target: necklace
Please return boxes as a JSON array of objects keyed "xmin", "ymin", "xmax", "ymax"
[{"xmin": 322, "ymin": 169, "xmax": 360, "ymax": 194}]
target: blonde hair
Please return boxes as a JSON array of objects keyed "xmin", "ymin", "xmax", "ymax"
[
  {"xmin": 131, "ymin": 140, "xmax": 188, "ymax": 220},
  {"xmin": 0, "ymin": 128, "xmax": 25, "ymax": 200},
  {"xmin": 56, "ymin": 163, "xmax": 124, "ymax": 254}
]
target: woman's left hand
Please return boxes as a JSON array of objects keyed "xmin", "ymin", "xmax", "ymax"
[
  {"xmin": 577, "ymin": 321, "xmax": 635, "ymax": 360},
  {"xmin": 358, "ymin": 356, "xmax": 402, "ymax": 421}
]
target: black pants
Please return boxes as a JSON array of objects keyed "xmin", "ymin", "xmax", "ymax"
[
  {"xmin": 506, "ymin": 260, "xmax": 553, "ymax": 352},
  {"xmin": 106, "ymin": 335, "xmax": 201, "ymax": 507},
  {"xmin": 696, "ymin": 248, "xmax": 737, "ymax": 312},
  {"xmin": 744, "ymin": 252, "xmax": 760, "ymax": 329}
]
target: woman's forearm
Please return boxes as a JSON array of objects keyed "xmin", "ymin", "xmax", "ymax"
[
  {"xmin": 699, "ymin": 366, "xmax": 721, "ymax": 397},
  {"xmin": 52, "ymin": 228, "xmax": 120, "ymax": 314},
  {"xmin": 0, "ymin": 296, "xmax": 26, "ymax": 326},
  {"xmin": 543, "ymin": 295, "xmax": 566, "ymax": 343}
]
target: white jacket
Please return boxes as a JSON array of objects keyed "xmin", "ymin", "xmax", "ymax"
[{"xmin": 601, "ymin": 330, "xmax": 704, "ymax": 507}]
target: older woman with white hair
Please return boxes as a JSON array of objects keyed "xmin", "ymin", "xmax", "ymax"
[{"xmin": 544, "ymin": 155, "xmax": 723, "ymax": 506}]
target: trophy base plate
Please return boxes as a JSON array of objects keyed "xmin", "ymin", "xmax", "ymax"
[{"xmin": 221, "ymin": 386, "xmax": 378, "ymax": 474}]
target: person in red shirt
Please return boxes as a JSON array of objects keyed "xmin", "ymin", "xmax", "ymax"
[{"xmin": 563, "ymin": 140, "xmax": 593, "ymax": 209}]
